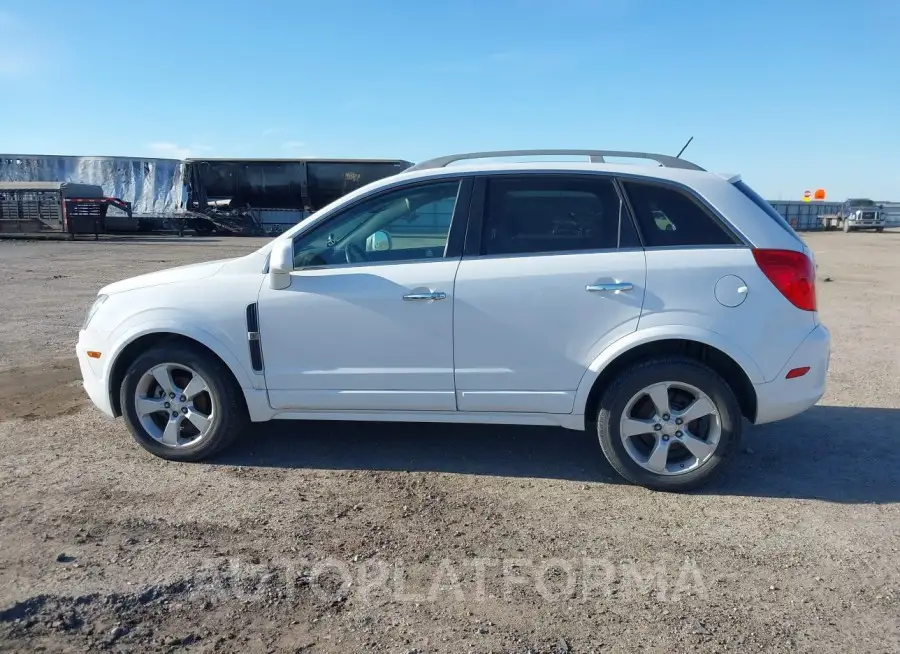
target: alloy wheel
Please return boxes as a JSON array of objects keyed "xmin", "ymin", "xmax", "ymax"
[
  {"xmin": 619, "ymin": 381, "xmax": 721, "ymax": 476},
  {"xmin": 133, "ymin": 363, "xmax": 215, "ymax": 448}
]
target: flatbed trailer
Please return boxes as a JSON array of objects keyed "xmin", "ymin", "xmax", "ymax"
[{"xmin": 0, "ymin": 181, "xmax": 132, "ymax": 239}]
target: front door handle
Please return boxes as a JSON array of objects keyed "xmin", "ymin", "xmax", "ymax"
[
  {"xmin": 586, "ymin": 282, "xmax": 634, "ymax": 293},
  {"xmin": 403, "ymin": 291, "xmax": 447, "ymax": 301}
]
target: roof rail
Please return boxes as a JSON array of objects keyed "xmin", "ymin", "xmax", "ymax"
[{"xmin": 406, "ymin": 149, "xmax": 705, "ymax": 172}]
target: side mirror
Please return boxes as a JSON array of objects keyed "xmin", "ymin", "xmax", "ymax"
[
  {"xmin": 269, "ymin": 238, "xmax": 293, "ymax": 290},
  {"xmin": 366, "ymin": 230, "xmax": 392, "ymax": 252}
]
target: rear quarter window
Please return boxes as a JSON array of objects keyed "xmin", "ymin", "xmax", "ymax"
[{"xmin": 621, "ymin": 180, "xmax": 739, "ymax": 247}]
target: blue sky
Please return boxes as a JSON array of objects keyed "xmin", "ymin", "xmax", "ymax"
[{"xmin": 1, "ymin": 0, "xmax": 898, "ymax": 200}]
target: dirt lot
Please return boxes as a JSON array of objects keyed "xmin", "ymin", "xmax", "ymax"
[{"xmin": 0, "ymin": 232, "xmax": 898, "ymax": 653}]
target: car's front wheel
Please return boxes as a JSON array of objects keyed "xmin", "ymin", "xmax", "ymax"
[
  {"xmin": 596, "ymin": 357, "xmax": 742, "ymax": 492},
  {"xmin": 120, "ymin": 344, "xmax": 247, "ymax": 461}
]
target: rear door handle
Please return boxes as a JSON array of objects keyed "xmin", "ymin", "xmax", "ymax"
[
  {"xmin": 403, "ymin": 291, "xmax": 447, "ymax": 301},
  {"xmin": 586, "ymin": 282, "xmax": 634, "ymax": 293}
]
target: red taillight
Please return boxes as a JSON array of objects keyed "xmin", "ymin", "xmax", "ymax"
[
  {"xmin": 785, "ymin": 366, "xmax": 810, "ymax": 379},
  {"xmin": 752, "ymin": 248, "xmax": 817, "ymax": 312}
]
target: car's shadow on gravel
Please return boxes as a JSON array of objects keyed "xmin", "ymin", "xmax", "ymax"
[
  {"xmin": 702, "ymin": 405, "xmax": 900, "ymax": 503},
  {"xmin": 213, "ymin": 404, "xmax": 900, "ymax": 504},
  {"xmin": 217, "ymin": 421, "xmax": 624, "ymax": 483}
]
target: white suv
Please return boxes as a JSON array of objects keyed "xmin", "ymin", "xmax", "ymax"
[{"xmin": 76, "ymin": 150, "xmax": 830, "ymax": 491}]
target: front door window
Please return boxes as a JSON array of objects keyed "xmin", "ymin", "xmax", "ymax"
[{"xmin": 292, "ymin": 181, "xmax": 462, "ymax": 268}]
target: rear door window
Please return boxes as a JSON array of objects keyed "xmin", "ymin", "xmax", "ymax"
[
  {"xmin": 480, "ymin": 175, "xmax": 639, "ymax": 255},
  {"xmin": 622, "ymin": 181, "xmax": 739, "ymax": 247}
]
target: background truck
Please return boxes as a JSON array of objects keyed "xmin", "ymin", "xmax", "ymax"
[{"xmin": 820, "ymin": 198, "xmax": 886, "ymax": 232}]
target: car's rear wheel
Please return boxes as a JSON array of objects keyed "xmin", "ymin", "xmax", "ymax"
[
  {"xmin": 876, "ymin": 227, "xmax": 884, "ymax": 233},
  {"xmin": 596, "ymin": 357, "xmax": 742, "ymax": 492},
  {"xmin": 120, "ymin": 344, "xmax": 247, "ymax": 461}
]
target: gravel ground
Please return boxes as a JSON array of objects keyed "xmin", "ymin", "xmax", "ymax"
[{"xmin": 0, "ymin": 231, "xmax": 898, "ymax": 653}]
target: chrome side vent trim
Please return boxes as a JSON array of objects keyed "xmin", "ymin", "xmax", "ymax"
[{"xmin": 246, "ymin": 303, "xmax": 264, "ymax": 372}]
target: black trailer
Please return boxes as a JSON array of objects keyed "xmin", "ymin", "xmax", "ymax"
[
  {"xmin": 182, "ymin": 157, "xmax": 412, "ymax": 235},
  {"xmin": 0, "ymin": 181, "xmax": 133, "ymax": 239}
]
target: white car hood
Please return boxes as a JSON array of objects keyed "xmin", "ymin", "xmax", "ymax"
[{"xmin": 99, "ymin": 258, "xmax": 232, "ymax": 295}]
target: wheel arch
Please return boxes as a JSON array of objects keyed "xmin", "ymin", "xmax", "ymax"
[
  {"xmin": 107, "ymin": 329, "xmax": 251, "ymax": 418},
  {"xmin": 578, "ymin": 333, "xmax": 760, "ymax": 429}
]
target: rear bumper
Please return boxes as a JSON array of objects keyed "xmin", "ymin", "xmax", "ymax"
[
  {"xmin": 76, "ymin": 332, "xmax": 115, "ymax": 419},
  {"xmin": 753, "ymin": 323, "xmax": 830, "ymax": 424}
]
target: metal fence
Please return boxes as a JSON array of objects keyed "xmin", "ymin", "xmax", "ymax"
[
  {"xmin": 767, "ymin": 201, "xmax": 843, "ymax": 231},
  {"xmin": 767, "ymin": 200, "xmax": 900, "ymax": 230},
  {"xmin": 880, "ymin": 202, "xmax": 900, "ymax": 227}
]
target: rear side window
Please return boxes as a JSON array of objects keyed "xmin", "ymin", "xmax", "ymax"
[
  {"xmin": 481, "ymin": 176, "xmax": 639, "ymax": 255},
  {"xmin": 732, "ymin": 179, "xmax": 802, "ymax": 242},
  {"xmin": 622, "ymin": 181, "xmax": 738, "ymax": 247}
]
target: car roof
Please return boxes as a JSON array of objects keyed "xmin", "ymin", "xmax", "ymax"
[{"xmin": 390, "ymin": 160, "xmax": 727, "ymax": 186}]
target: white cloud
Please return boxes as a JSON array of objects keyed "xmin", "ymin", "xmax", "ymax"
[{"xmin": 146, "ymin": 142, "xmax": 213, "ymax": 160}]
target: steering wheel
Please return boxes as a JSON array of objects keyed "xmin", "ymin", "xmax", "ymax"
[{"xmin": 345, "ymin": 242, "xmax": 368, "ymax": 264}]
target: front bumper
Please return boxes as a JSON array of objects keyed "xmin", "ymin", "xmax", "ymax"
[
  {"xmin": 76, "ymin": 331, "xmax": 116, "ymax": 419},
  {"xmin": 753, "ymin": 323, "xmax": 830, "ymax": 424}
]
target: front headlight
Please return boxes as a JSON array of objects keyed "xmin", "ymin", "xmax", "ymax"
[{"xmin": 82, "ymin": 294, "xmax": 108, "ymax": 330}]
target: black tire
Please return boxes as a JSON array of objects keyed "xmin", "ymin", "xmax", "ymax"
[
  {"xmin": 876, "ymin": 227, "xmax": 884, "ymax": 233},
  {"xmin": 120, "ymin": 344, "xmax": 248, "ymax": 461},
  {"xmin": 596, "ymin": 356, "xmax": 742, "ymax": 492}
]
